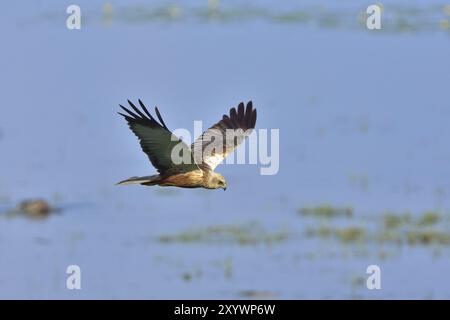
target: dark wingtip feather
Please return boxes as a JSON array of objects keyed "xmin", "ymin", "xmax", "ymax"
[
  {"xmin": 154, "ymin": 106, "xmax": 169, "ymax": 130},
  {"xmin": 237, "ymin": 102, "xmax": 245, "ymax": 127},
  {"xmin": 127, "ymin": 100, "xmax": 146, "ymax": 119},
  {"xmin": 118, "ymin": 112, "xmax": 133, "ymax": 122},
  {"xmin": 238, "ymin": 102, "xmax": 244, "ymax": 117},
  {"xmin": 250, "ymin": 109, "xmax": 257, "ymax": 128},
  {"xmin": 244, "ymin": 101, "xmax": 253, "ymax": 127},
  {"xmin": 119, "ymin": 104, "xmax": 138, "ymax": 118},
  {"xmin": 229, "ymin": 107, "xmax": 239, "ymax": 127},
  {"xmin": 230, "ymin": 107, "xmax": 237, "ymax": 119},
  {"xmin": 138, "ymin": 99, "xmax": 153, "ymax": 119},
  {"xmin": 246, "ymin": 101, "xmax": 253, "ymax": 113}
]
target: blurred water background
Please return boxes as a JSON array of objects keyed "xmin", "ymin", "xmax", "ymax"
[{"xmin": 1, "ymin": 0, "xmax": 450, "ymax": 299}]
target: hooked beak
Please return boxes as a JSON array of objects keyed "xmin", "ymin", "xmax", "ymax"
[{"xmin": 223, "ymin": 185, "xmax": 227, "ymax": 191}]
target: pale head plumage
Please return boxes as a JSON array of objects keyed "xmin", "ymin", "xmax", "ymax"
[{"xmin": 205, "ymin": 172, "xmax": 227, "ymax": 190}]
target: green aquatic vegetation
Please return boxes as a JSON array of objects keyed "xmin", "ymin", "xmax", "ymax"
[
  {"xmin": 375, "ymin": 230, "xmax": 403, "ymax": 245},
  {"xmin": 382, "ymin": 211, "xmax": 411, "ymax": 229},
  {"xmin": 114, "ymin": 4, "xmax": 185, "ymax": 24},
  {"xmin": 351, "ymin": 275, "xmax": 366, "ymax": 288},
  {"xmin": 335, "ymin": 227, "xmax": 366, "ymax": 243},
  {"xmin": 407, "ymin": 230, "xmax": 450, "ymax": 246},
  {"xmin": 197, "ymin": 6, "xmax": 269, "ymax": 23},
  {"xmin": 239, "ymin": 290, "xmax": 276, "ymax": 299},
  {"xmin": 181, "ymin": 272, "xmax": 192, "ymax": 282},
  {"xmin": 159, "ymin": 231, "xmax": 203, "ymax": 243},
  {"xmin": 41, "ymin": 3, "xmax": 450, "ymax": 35},
  {"xmin": 318, "ymin": 12, "xmax": 340, "ymax": 28},
  {"xmin": 305, "ymin": 207, "xmax": 450, "ymax": 249},
  {"xmin": 224, "ymin": 257, "xmax": 233, "ymax": 279},
  {"xmin": 181, "ymin": 268, "xmax": 202, "ymax": 282},
  {"xmin": 298, "ymin": 204, "xmax": 353, "ymax": 219},
  {"xmin": 273, "ymin": 11, "xmax": 309, "ymax": 23},
  {"xmin": 306, "ymin": 225, "xmax": 366, "ymax": 244},
  {"xmin": 305, "ymin": 225, "xmax": 333, "ymax": 238},
  {"xmin": 158, "ymin": 223, "xmax": 289, "ymax": 245},
  {"xmin": 382, "ymin": 210, "xmax": 443, "ymax": 229},
  {"xmin": 416, "ymin": 211, "xmax": 440, "ymax": 227}
]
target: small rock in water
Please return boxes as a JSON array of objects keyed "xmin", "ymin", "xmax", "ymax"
[{"xmin": 18, "ymin": 199, "xmax": 53, "ymax": 218}]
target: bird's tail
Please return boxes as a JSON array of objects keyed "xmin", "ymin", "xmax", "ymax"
[{"xmin": 116, "ymin": 175, "xmax": 160, "ymax": 186}]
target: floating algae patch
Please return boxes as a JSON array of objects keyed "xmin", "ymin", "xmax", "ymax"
[
  {"xmin": 181, "ymin": 269, "xmax": 202, "ymax": 282},
  {"xmin": 381, "ymin": 210, "xmax": 444, "ymax": 229},
  {"xmin": 407, "ymin": 230, "xmax": 450, "ymax": 246},
  {"xmin": 382, "ymin": 211, "xmax": 411, "ymax": 229},
  {"xmin": 158, "ymin": 223, "xmax": 289, "ymax": 245},
  {"xmin": 416, "ymin": 211, "xmax": 441, "ymax": 227},
  {"xmin": 37, "ymin": 3, "xmax": 450, "ymax": 35},
  {"xmin": 224, "ymin": 257, "xmax": 233, "ymax": 279},
  {"xmin": 335, "ymin": 227, "xmax": 366, "ymax": 243},
  {"xmin": 379, "ymin": 210, "xmax": 450, "ymax": 246},
  {"xmin": 181, "ymin": 272, "xmax": 193, "ymax": 282},
  {"xmin": 298, "ymin": 204, "xmax": 353, "ymax": 219},
  {"xmin": 377, "ymin": 249, "xmax": 398, "ymax": 261},
  {"xmin": 273, "ymin": 10, "xmax": 310, "ymax": 23},
  {"xmin": 306, "ymin": 225, "xmax": 366, "ymax": 244},
  {"xmin": 350, "ymin": 275, "xmax": 366, "ymax": 289},
  {"xmin": 119, "ymin": 4, "xmax": 184, "ymax": 23},
  {"xmin": 239, "ymin": 290, "xmax": 277, "ymax": 299},
  {"xmin": 304, "ymin": 207, "xmax": 450, "ymax": 250},
  {"xmin": 306, "ymin": 225, "xmax": 333, "ymax": 239},
  {"xmin": 197, "ymin": 5, "xmax": 269, "ymax": 23},
  {"xmin": 375, "ymin": 230, "xmax": 403, "ymax": 245}
]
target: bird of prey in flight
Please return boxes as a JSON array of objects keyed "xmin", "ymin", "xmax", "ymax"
[{"xmin": 117, "ymin": 100, "xmax": 257, "ymax": 190}]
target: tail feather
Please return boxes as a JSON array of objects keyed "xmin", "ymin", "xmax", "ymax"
[{"xmin": 116, "ymin": 175, "xmax": 160, "ymax": 186}]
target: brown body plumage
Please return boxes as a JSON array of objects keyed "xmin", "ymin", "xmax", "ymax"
[
  {"xmin": 117, "ymin": 99, "xmax": 257, "ymax": 190},
  {"xmin": 143, "ymin": 170, "xmax": 205, "ymax": 188}
]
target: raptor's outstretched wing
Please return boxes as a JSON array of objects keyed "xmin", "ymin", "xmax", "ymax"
[
  {"xmin": 192, "ymin": 101, "xmax": 257, "ymax": 171},
  {"xmin": 119, "ymin": 100, "xmax": 198, "ymax": 174}
]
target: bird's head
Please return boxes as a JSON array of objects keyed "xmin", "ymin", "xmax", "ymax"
[{"xmin": 209, "ymin": 172, "xmax": 227, "ymax": 190}]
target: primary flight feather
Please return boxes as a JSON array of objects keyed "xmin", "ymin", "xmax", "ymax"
[{"xmin": 117, "ymin": 100, "xmax": 257, "ymax": 190}]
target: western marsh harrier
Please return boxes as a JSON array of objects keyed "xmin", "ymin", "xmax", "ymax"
[{"xmin": 117, "ymin": 100, "xmax": 257, "ymax": 190}]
